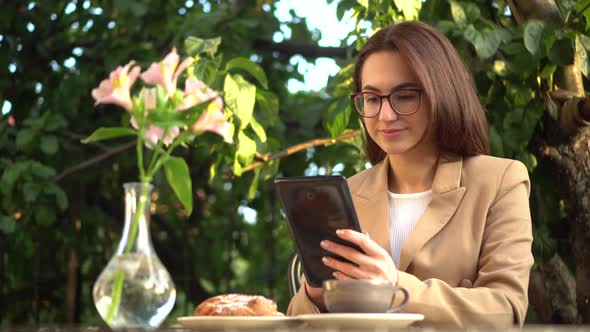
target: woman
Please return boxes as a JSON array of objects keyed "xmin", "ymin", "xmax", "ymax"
[{"xmin": 287, "ymin": 21, "xmax": 534, "ymax": 328}]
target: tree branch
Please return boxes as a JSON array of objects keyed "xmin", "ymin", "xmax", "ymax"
[
  {"xmin": 565, "ymin": 1, "xmax": 590, "ymax": 27},
  {"xmin": 506, "ymin": 0, "xmax": 524, "ymax": 24},
  {"xmin": 579, "ymin": 97, "xmax": 590, "ymax": 122},
  {"xmin": 223, "ymin": 130, "xmax": 362, "ymax": 179},
  {"xmin": 529, "ymin": 254, "xmax": 579, "ymax": 323},
  {"xmin": 54, "ymin": 141, "xmax": 135, "ymax": 182},
  {"xmin": 254, "ymin": 39, "xmax": 354, "ymax": 59},
  {"xmin": 540, "ymin": 145, "xmax": 578, "ymax": 177}
]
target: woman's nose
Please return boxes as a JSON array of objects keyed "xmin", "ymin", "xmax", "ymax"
[{"xmin": 378, "ymin": 98, "xmax": 399, "ymax": 121}]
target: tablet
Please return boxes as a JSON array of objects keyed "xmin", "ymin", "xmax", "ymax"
[{"xmin": 275, "ymin": 175, "xmax": 364, "ymax": 287}]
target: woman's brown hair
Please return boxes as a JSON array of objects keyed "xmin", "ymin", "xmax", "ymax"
[{"xmin": 353, "ymin": 21, "xmax": 490, "ymax": 165}]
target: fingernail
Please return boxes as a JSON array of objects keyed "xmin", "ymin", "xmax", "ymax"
[
  {"xmin": 336, "ymin": 229, "xmax": 344, "ymax": 235},
  {"xmin": 322, "ymin": 257, "xmax": 330, "ymax": 264},
  {"xmin": 333, "ymin": 271, "xmax": 339, "ymax": 278},
  {"xmin": 321, "ymin": 240, "xmax": 330, "ymax": 248}
]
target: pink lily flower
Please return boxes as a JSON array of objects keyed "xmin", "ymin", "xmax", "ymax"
[
  {"xmin": 91, "ymin": 61, "xmax": 141, "ymax": 111},
  {"xmin": 191, "ymin": 100, "xmax": 233, "ymax": 144},
  {"xmin": 177, "ymin": 77, "xmax": 219, "ymax": 111},
  {"xmin": 178, "ymin": 77, "xmax": 232, "ymax": 143},
  {"xmin": 130, "ymin": 88, "xmax": 179, "ymax": 148},
  {"xmin": 140, "ymin": 49, "xmax": 194, "ymax": 96}
]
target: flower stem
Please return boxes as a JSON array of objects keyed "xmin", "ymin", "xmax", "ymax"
[
  {"xmin": 125, "ymin": 184, "xmax": 150, "ymax": 252},
  {"xmin": 146, "ymin": 130, "xmax": 168, "ymax": 176},
  {"xmin": 105, "ymin": 271, "xmax": 124, "ymax": 324},
  {"xmin": 147, "ymin": 132, "xmax": 188, "ymax": 178},
  {"xmin": 105, "ymin": 182, "xmax": 150, "ymax": 325},
  {"xmin": 137, "ymin": 130, "xmax": 146, "ymax": 180}
]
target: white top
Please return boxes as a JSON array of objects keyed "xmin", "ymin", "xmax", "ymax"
[{"xmin": 388, "ymin": 189, "xmax": 432, "ymax": 265}]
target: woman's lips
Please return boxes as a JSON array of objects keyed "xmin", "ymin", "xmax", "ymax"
[{"xmin": 378, "ymin": 128, "xmax": 406, "ymax": 137}]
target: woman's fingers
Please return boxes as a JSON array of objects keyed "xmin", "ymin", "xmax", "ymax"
[
  {"xmin": 333, "ymin": 270, "xmax": 353, "ymax": 280},
  {"xmin": 322, "ymin": 256, "xmax": 369, "ymax": 279},
  {"xmin": 336, "ymin": 229, "xmax": 386, "ymax": 258},
  {"xmin": 320, "ymin": 240, "xmax": 373, "ymax": 267}
]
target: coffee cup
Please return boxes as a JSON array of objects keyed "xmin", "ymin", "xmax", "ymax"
[{"xmin": 322, "ymin": 279, "xmax": 409, "ymax": 313}]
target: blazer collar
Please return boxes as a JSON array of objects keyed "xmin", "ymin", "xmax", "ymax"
[{"xmin": 352, "ymin": 154, "xmax": 466, "ymax": 272}]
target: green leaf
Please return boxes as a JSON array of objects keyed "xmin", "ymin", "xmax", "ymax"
[
  {"xmin": 115, "ymin": 0, "xmax": 149, "ymax": 16},
  {"xmin": 579, "ymin": 34, "xmax": 590, "ymax": 50},
  {"xmin": 548, "ymin": 38, "xmax": 574, "ymax": 65},
  {"xmin": 34, "ymin": 205, "xmax": 53, "ymax": 225},
  {"xmin": 489, "ymin": 125, "xmax": 504, "ymax": 157},
  {"xmin": 255, "ymin": 90, "xmax": 279, "ymax": 120},
  {"xmin": 233, "ymin": 157, "xmax": 243, "ymax": 177},
  {"xmin": 449, "ymin": 1, "xmax": 480, "ymax": 24},
  {"xmin": 81, "ymin": 127, "xmax": 136, "ymax": 143},
  {"xmin": 45, "ymin": 184, "xmax": 68, "ymax": 211},
  {"xmin": 393, "ymin": 0, "xmax": 421, "ymax": 20},
  {"xmin": 249, "ymin": 116, "xmax": 267, "ymax": 143},
  {"xmin": 0, "ymin": 215, "xmax": 16, "ymax": 234},
  {"xmin": 16, "ymin": 129, "xmax": 35, "ymax": 149},
  {"xmin": 247, "ymin": 168, "xmax": 261, "ymax": 201},
  {"xmin": 31, "ymin": 162, "xmax": 56, "ymax": 179},
  {"xmin": 449, "ymin": 0, "xmax": 466, "ymax": 25},
  {"xmin": 576, "ymin": 35, "xmax": 589, "ymax": 77},
  {"xmin": 542, "ymin": 29, "xmax": 557, "ymax": 55},
  {"xmin": 540, "ymin": 63, "xmax": 557, "ymax": 79},
  {"xmin": 185, "ymin": 36, "xmax": 221, "ymax": 58},
  {"xmin": 0, "ymin": 162, "xmax": 27, "ymax": 196},
  {"xmin": 337, "ymin": 0, "xmax": 356, "ymax": 20},
  {"xmin": 463, "ymin": 25, "xmax": 501, "ymax": 60},
  {"xmin": 260, "ymin": 159, "xmax": 280, "ymax": 182},
  {"xmin": 540, "ymin": 63, "xmax": 557, "ymax": 87},
  {"xmin": 23, "ymin": 182, "xmax": 42, "ymax": 203},
  {"xmin": 524, "ymin": 20, "xmax": 545, "ymax": 56},
  {"xmin": 225, "ymin": 57, "xmax": 268, "ymax": 89},
  {"xmin": 224, "ymin": 74, "xmax": 256, "ymax": 130},
  {"xmin": 435, "ymin": 20, "xmax": 455, "ymax": 34},
  {"xmin": 461, "ymin": 2, "xmax": 480, "ymax": 22},
  {"xmin": 176, "ymin": 98, "xmax": 214, "ymax": 127},
  {"xmin": 575, "ymin": 0, "xmax": 590, "ymax": 31},
  {"xmin": 163, "ymin": 157, "xmax": 193, "ymax": 216},
  {"xmin": 236, "ymin": 131, "xmax": 257, "ymax": 168},
  {"xmin": 46, "ymin": 114, "xmax": 67, "ymax": 131},
  {"xmin": 517, "ymin": 151, "xmax": 538, "ymax": 173},
  {"xmin": 40, "ymin": 135, "xmax": 59, "ymax": 155},
  {"xmin": 358, "ymin": 0, "xmax": 369, "ymax": 9},
  {"xmin": 325, "ymin": 100, "xmax": 351, "ymax": 139}
]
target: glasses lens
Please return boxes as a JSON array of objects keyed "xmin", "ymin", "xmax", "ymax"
[
  {"xmin": 353, "ymin": 93, "xmax": 381, "ymax": 117},
  {"xmin": 389, "ymin": 90, "xmax": 420, "ymax": 115}
]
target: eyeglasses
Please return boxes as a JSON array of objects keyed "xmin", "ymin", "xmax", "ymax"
[{"xmin": 349, "ymin": 89, "xmax": 423, "ymax": 117}]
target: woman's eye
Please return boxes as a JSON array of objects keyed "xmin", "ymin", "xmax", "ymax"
[
  {"xmin": 365, "ymin": 96, "xmax": 379, "ymax": 103},
  {"xmin": 394, "ymin": 93, "xmax": 417, "ymax": 101}
]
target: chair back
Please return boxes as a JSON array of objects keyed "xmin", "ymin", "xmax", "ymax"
[{"xmin": 287, "ymin": 253, "xmax": 303, "ymax": 297}]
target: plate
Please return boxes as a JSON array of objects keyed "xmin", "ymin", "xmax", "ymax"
[
  {"xmin": 177, "ymin": 316, "xmax": 302, "ymax": 330},
  {"xmin": 297, "ymin": 313, "xmax": 424, "ymax": 329}
]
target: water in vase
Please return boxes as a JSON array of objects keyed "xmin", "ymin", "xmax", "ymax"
[{"xmin": 93, "ymin": 252, "xmax": 176, "ymax": 328}]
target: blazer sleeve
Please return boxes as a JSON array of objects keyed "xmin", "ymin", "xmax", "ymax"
[
  {"xmin": 286, "ymin": 275, "xmax": 322, "ymax": 315},
  {"xmin": 396, "ymin": 161, "xmax": 534, "ymax": 327}
]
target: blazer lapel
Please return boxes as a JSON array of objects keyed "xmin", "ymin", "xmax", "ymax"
[
  {"xmin": 350, "ymin": 158, "xmax": 392, "ymax": 257},
  {"xmin": 397, "ymin": 154, "xmax": 466, "ymax": 272}
]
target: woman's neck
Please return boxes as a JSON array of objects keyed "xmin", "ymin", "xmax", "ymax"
[{"xmin": 387, "ymin": 146, "xmax": 439, "ymax": 194}]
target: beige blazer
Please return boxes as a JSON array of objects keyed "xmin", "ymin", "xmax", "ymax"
[{"xmin": 287, "ymin": 154, "xmax": 534, "ymax": 328}]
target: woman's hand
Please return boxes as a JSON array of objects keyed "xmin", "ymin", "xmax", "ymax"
[
  {"xmin": 304, "ymin": 282, "xmax": 327, "ymax": 312},
  {"xmin": 320, "ymin": 229, "xmax": 398, "ymax": 285}
]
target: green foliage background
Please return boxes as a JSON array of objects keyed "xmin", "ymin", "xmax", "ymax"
[{"xmin": 2, "ymin": 0, "xmax": 589, "ymax": 325}]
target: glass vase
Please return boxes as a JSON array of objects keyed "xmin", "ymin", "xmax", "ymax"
[{"xmin": 93, "ymin": 182, "xmax": 176, "ymax": 329}]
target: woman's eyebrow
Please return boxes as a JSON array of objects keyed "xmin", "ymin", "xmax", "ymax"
[{"xmin": 362, "ymin": 82, "xmax": 420, "ymax": 92}]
